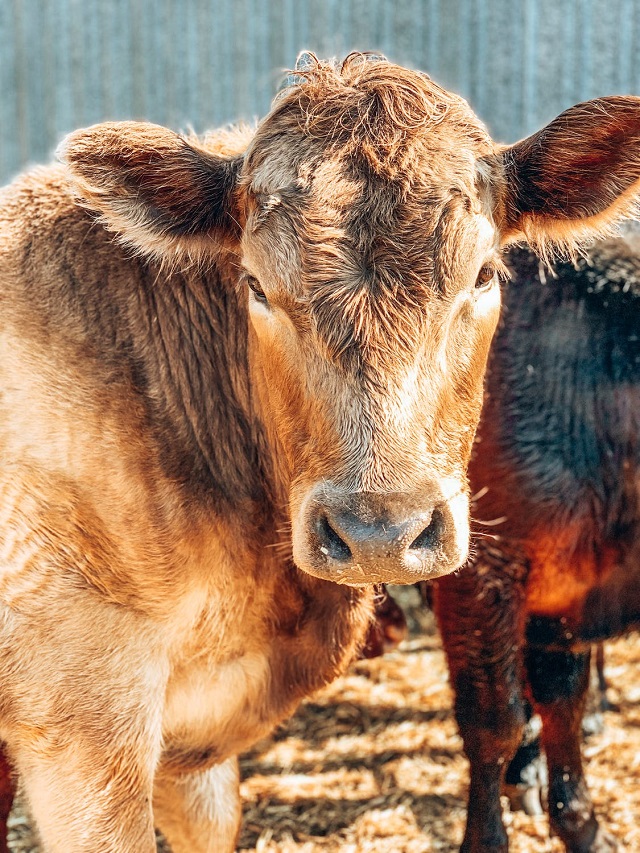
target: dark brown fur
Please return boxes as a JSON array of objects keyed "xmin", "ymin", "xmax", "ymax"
[{"xmin": 435, "ymin": 228, "xmax": 640, "ymax": 852}]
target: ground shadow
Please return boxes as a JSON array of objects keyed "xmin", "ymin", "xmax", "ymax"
[{"xmin": 238, "ymin": 790, "xmax": 465, "ymax": 850}]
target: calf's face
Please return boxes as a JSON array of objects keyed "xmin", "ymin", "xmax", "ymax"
[
  {"xmin": 241, "ymin": 98, "xmax": 501, "ymax": 584},
  {"xmin": 61, "ymin": 55, "xmax": 640, "ymax": 585}
]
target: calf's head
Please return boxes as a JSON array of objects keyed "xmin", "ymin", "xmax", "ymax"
[{"xmin": 61, "ymin": 54, "xmax": 640, "ymax": 585}]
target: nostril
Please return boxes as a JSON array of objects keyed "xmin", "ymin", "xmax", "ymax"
[
  {"xmin": 316, "ymin": 513, "xmax": 352, "ymax": 562},
  {"xmin": 410, "ymin": 507, "xmax": 446, "ymax": 551}
]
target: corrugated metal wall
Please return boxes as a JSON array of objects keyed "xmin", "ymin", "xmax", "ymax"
[{"xmin": 0, "ymin": 0, "xmax": 638, "ymax": 184}]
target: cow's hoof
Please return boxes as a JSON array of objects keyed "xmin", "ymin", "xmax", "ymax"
[
  {"xmin": 556, "ymin": 821, "xmax": 618, "ymax": 853},
  {"xmin": 504, "ymin": 748, "xmax": 547, "ymax": 816}
]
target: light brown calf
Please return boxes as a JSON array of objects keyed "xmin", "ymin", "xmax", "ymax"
[{"xmin": 0, "ymin": 54, "xmax": 638, "ymax": 851}]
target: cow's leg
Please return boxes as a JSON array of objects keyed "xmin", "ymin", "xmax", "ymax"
[
  {"xmin": 0, "ymin": 589, "xmax": 165, "ymax": 853},
  {"xmin": 526, "ymin": 646, "xmax": 617, "ymax": 852},
  {"xmin": 153, "ymin": 757, "xmax": 241, "ymax": 853},
  {"xmin": 360, "ymin": 585, "xmax": 408, "ymax": 658},
  {"xmin": 10, "ymin": 733, "xmax": 158, "ymax": 853},
  {"xmin": 434, "ymin": 556, "xmax": 528, "ymax": 853},
  {"xmin": 0, "ymin": 745, "xmax": 13, "ymax": 853},
  {"xmin": 579, "ymin": 643, "xmax": 612, "ymax": 738},
  {"xmin": 595, "ymin": 643, "xmax": 608, "ymax": 701},
  {"xmin": 503, "ymin": 704, "xmax": 547, "ymax": 816}
]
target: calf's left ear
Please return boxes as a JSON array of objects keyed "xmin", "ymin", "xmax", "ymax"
[
  {"xmin": 59, "ymin": 121, "xmax": 244, "ymax": 261},
  {"xmin": 485, "ymin": 96, "xmax": 640, "ymax": 254}
]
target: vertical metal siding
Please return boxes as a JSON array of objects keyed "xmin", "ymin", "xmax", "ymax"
[{"xmin": 0, "ymin": 0, "xmax": 638, "ymax": 184}]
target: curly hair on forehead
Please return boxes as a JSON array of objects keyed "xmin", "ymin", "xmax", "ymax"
[{"xmin": 271, "ymin": 52, "xmax": 492, "ymax": 177}]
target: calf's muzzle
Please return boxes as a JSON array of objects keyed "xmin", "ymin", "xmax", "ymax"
[{"xmin": 294, "ymin": 484, "xmax": 467, "ymax": 585}]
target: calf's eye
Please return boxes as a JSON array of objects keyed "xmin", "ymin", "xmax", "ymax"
[
  {"xmin": 475, "ymin": 264, "xmax": 495, "ymax": 290},
  {"xmin": 246, "ymin": 275, "xmax": 268, "ymax": 302}
]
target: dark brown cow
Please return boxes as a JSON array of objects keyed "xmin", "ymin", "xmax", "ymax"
[
  {"xmin": 435, "ymin": 227, "xmax": 640, "ymax": 852},
  {"xmin": 0, "ymin": 54, "xmax": 638, "ymax": 851},
  {"xmin": 360, "ymin": 585, "xmax": 408, "ymax": 658}
]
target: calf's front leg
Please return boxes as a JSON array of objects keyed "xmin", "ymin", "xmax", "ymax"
[
  {"xmin": 153, "ymin": 757, "xmax": 241, "ymax": 853},
  {"xmin": 434, "ymin": 555, "xmax": 528, "ymax": 853},
  {"xmin": 11, "ymin": 730, "xmax": 158, "ymax": 853},
  {"xmin": 0, "ymin": 584, "xmax": 167, "ymax": 853},
  {"xmin": 0, "ymin": 745, "xmax": 13, "ymax": 853},
  {"xmin": 526, "ymin": 646, "xmax": 617, "ymax": 853}
]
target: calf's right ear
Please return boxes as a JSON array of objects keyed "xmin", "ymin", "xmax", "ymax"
[{"xmin": 58, "ymin": 122, "xmax": 245, "ymax": 261}]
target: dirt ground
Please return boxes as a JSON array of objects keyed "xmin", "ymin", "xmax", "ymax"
[{"xmin": 7, "ymin": 586, "xmax": 640, "ymax": 852}]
